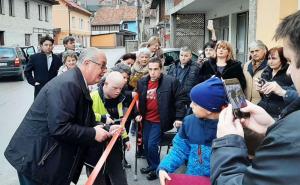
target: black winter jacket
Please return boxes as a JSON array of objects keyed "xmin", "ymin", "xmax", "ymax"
[
  {"xmin": 136, "ymin": 74, "xmax": 187, "ymax": 132},
  {"xmin": 5, "ymin": 67, "xmax": 97, "ymax": 185},
  {"xmin": 199, "ymin": 59, "xmax": 246, "ymax": 90},
  {"xmin": 211, "ymin": 97, "xmax": 300, "ymax": 185},
  {"xmin": 167, "ymin": 60, "xmax": 201, "ymax": 98},
  {"xmin": 258, "ymin": 64, "xmax": 293, "ymax": 118}
]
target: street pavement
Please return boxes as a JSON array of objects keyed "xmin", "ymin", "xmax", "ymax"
[{"xmin": 0, "ymin": 47, "xmax": 165, "ymax": 185}]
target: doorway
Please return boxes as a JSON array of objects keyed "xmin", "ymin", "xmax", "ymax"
[
  {"xmin": 236, "ymin": 12, "xmax": 249, "ymax": 63},
  {"xmin": 0, "ymin": 31, "xmax": 4, "ymax": 45}
]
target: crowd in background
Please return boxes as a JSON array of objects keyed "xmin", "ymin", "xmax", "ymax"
[{"xmin": 4, "ymin": 10, "xmax": 300, "ymax": 185}]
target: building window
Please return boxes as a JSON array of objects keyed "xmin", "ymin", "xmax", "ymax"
[
  {"xmin": 80, "ymin": 19, "xmax": 84, "ymax": 29},
  {"xmin": 72, "ymin": 16, "xmax": 75, "ymax": 28},
  {"xmin": 145, "ymin": 17, "xmax": 150, "ymax": 25},
  {"xmin": 38, "ymin": 34, "xmax": 42, "ymax": 43},
  {"xmin": 25, "ymin": 1, "xmax": 30, "ymax": 19},
  {"xmin": 0, "ymin": 0, "xmax": 4, "ymax": 14},
  {"xmin": 123, "ymin": 23, "xmax": 128, "ymax": 30},
  {"xmin": 44, "ymin": 6, "xmax": 48, "ymax": 22},
  {"xmin": 9, "ymin": 0, "xmax": 14, "ymax": 16},
  {"xmin": 25, "ymin": 34, "xmax": 31, "ymax": 46},
  {"xmin": 38, "ymin": 5, "xmax": 42, "ymax": 20},
  {"xmin": 0, "ymin": 31, "xmax": 4, "ymax": 45}
]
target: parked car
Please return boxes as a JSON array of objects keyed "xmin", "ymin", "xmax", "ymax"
[
  {"xmin": 52, "ymin": 45, "xmax": 65, "ymax": 55},
  {"xmin": 75, "ymin": 43, "xmax": 84, "ymax": 53},
  {"xmin": 0, "ymin": 46, "xmax": 35, "ymax": 81}
]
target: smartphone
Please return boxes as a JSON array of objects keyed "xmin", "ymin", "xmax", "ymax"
[
  {"xmin": 223, "ymin": 78, "xmax": 250, "ymax": 118},
  {"xmin": 258, "ymin": 78, "xmax": 267, "ymax": 86},
  {"xmin": 208, "ymin": 20, "xmax": 214, "ymax": 29}
]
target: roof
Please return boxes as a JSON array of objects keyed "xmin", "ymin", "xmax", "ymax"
[
  {"xmin": 41, "ymin": 0, "xmax": 59, "ymax": 5},
  {"xmin": 92, "ymin": 6, "xmax": 137, "ymax": 25},
  {"xmin": 61, "ymin": 0, "xmax": 92, "ymax": 16}
]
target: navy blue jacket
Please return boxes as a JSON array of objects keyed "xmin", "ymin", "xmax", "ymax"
[{"xmin": 167, "ymin": 60, "xmax": 201, "ymax": 99}]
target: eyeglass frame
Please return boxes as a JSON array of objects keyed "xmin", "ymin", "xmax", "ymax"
[{"xmin": 88, "ymin": 59, "xmax": 107, "ymax": 70}]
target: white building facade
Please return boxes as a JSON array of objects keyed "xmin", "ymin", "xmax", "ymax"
[{"xmin": 0, "ymin": 0, "xmax": 57, "ymax": 47}]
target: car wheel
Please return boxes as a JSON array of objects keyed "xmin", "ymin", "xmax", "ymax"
[{"xmin": 17, "ymin": 72, "xmax": 25, "ymax": 81}]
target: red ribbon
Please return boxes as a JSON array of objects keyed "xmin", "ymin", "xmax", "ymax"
[{"xmin": 85, "ymin": 95, "xmax": 139, "ymax": 185}]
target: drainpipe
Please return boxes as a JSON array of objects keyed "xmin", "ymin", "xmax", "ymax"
[{"xmin": 68, "ymin": 9, "xmax": 71, "ymax": 36}]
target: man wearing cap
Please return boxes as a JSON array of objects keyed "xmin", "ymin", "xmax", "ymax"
[
  {"xmin": 135, "ymin": 57, "xmax": 187, "ymax": 180},
  {"xmin": 157, "ymin": 77, "xmax": 228, "ymax": 185},
  {"xmin": 243, "ymin": 40, "xmax": 268, "ymax": 104}
]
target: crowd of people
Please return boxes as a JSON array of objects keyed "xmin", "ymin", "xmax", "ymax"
[{"xmin": 4, "ymin": 10, "xmax": 300, "ymax": 185}]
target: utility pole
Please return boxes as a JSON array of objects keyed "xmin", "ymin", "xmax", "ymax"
[
  {"xmin": 136, "ymin": 0, "xmax": 141, "ymax": 44},
  {"xmin": 140, "ymin": 0, "xmax": 145, "ymax": 42}
]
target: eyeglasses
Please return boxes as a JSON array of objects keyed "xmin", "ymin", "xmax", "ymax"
[{"xmin": 88, "ymin": 60, "xmax": 107, "ymax": 70}]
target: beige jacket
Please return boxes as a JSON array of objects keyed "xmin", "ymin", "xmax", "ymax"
[{"xmin": 243, "ymin": 59, "xmax": 268, "ymax": 104}]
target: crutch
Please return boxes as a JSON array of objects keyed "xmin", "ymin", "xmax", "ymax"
[{"xmin": 134, "ymin": 120, "xmax": 139, "ymax": 181}]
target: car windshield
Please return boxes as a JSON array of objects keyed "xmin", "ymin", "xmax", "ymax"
[{"xmin": 0, "ymin": 48, "xmax": 15, "ymax": 58}]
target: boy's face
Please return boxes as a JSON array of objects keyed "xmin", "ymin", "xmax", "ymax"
[
  {"xmin": 180, "ymin": 51, "xmax": 192, "ymax": 65},
  {"xmin": 40, "ymin": 40, "xmax": 53, "ymax": 54},
  {"xmin": 65, "ymin": 56, "xmax": 77, "ymax": 69},
  {"xmin": 65, "ymin": 40, "xmax": 75, "ymax": 50},
  {"xmin": 190, "ymin": 101, "xmax": 210, "ymax": 118},
  {"xmin": 148, "ymin": 62, "xmax": 162, "ymax": 81}
]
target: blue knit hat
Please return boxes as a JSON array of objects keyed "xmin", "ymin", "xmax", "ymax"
[{"xmin": 190, "ymin": 77, "xmax": 228, "ymax": 112}]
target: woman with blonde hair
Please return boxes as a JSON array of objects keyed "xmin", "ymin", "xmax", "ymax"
[
  {"xmin": 147, "ymin": 36, "xmax": 161, "ymax": 57},
  {"xmin": 199, "ymin": 40, "xmax": 246, "ymax": 89}
]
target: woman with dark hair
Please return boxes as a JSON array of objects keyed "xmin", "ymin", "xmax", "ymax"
[
  {"xmin": 256, "ymin": 47, "xmax": 293, "ymax": 118},
  {"xmin": 115, "ymin": 53, "xmax": 136, "ymax": 67},
  {"xmin": 197, "ymin": 22, "xmax": 217, "ymax": 65},
  {"xmin": 199, "ymin": 40, "xmax": 246, "ymax": 90}
]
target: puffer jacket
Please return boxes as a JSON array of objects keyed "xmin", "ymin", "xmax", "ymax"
[{"xmin": 157, "ymin": 114, "xmax": 218, "ymax": 176}]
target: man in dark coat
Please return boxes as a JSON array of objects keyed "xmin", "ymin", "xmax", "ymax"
[
  {"xmin": 167, "ymin": 46, "xmax": 201, "ymax": 109},
  {"xmin": 24, "ymin": 35, "xmax": 62, "ymax": 98},
  {"xmin": 5, "ymin": 48, "xmax": 112, "ymax": 185},
  {"xmin": 210, "ymin": 10, "xmax": 300, "ymax": 185},
  {"xmin": 136, "ymin": 57, "xmax": 187, "ymax": 180}
]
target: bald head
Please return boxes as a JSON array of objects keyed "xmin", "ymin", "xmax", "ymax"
[
  {"xmin": 103, "ymin": 71, "xmax": 125, "ymax": 99},
  {"xmin": 105, "ymin": 71, "xmax": 125, "ymax": 86}
]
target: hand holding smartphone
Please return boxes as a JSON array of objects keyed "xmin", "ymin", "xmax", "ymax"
[
  {"xmin": 223, "ymin": 78, "xmax": 250, "ymax": 119},
  {"xmin": 207, "ymin": 20, "xmax": 214, "ymax": 30}
]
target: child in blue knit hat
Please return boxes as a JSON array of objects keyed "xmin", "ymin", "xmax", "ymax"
[{"xmin": 157, "ymin": 76, "xmax": 228, "ymax": 185}]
